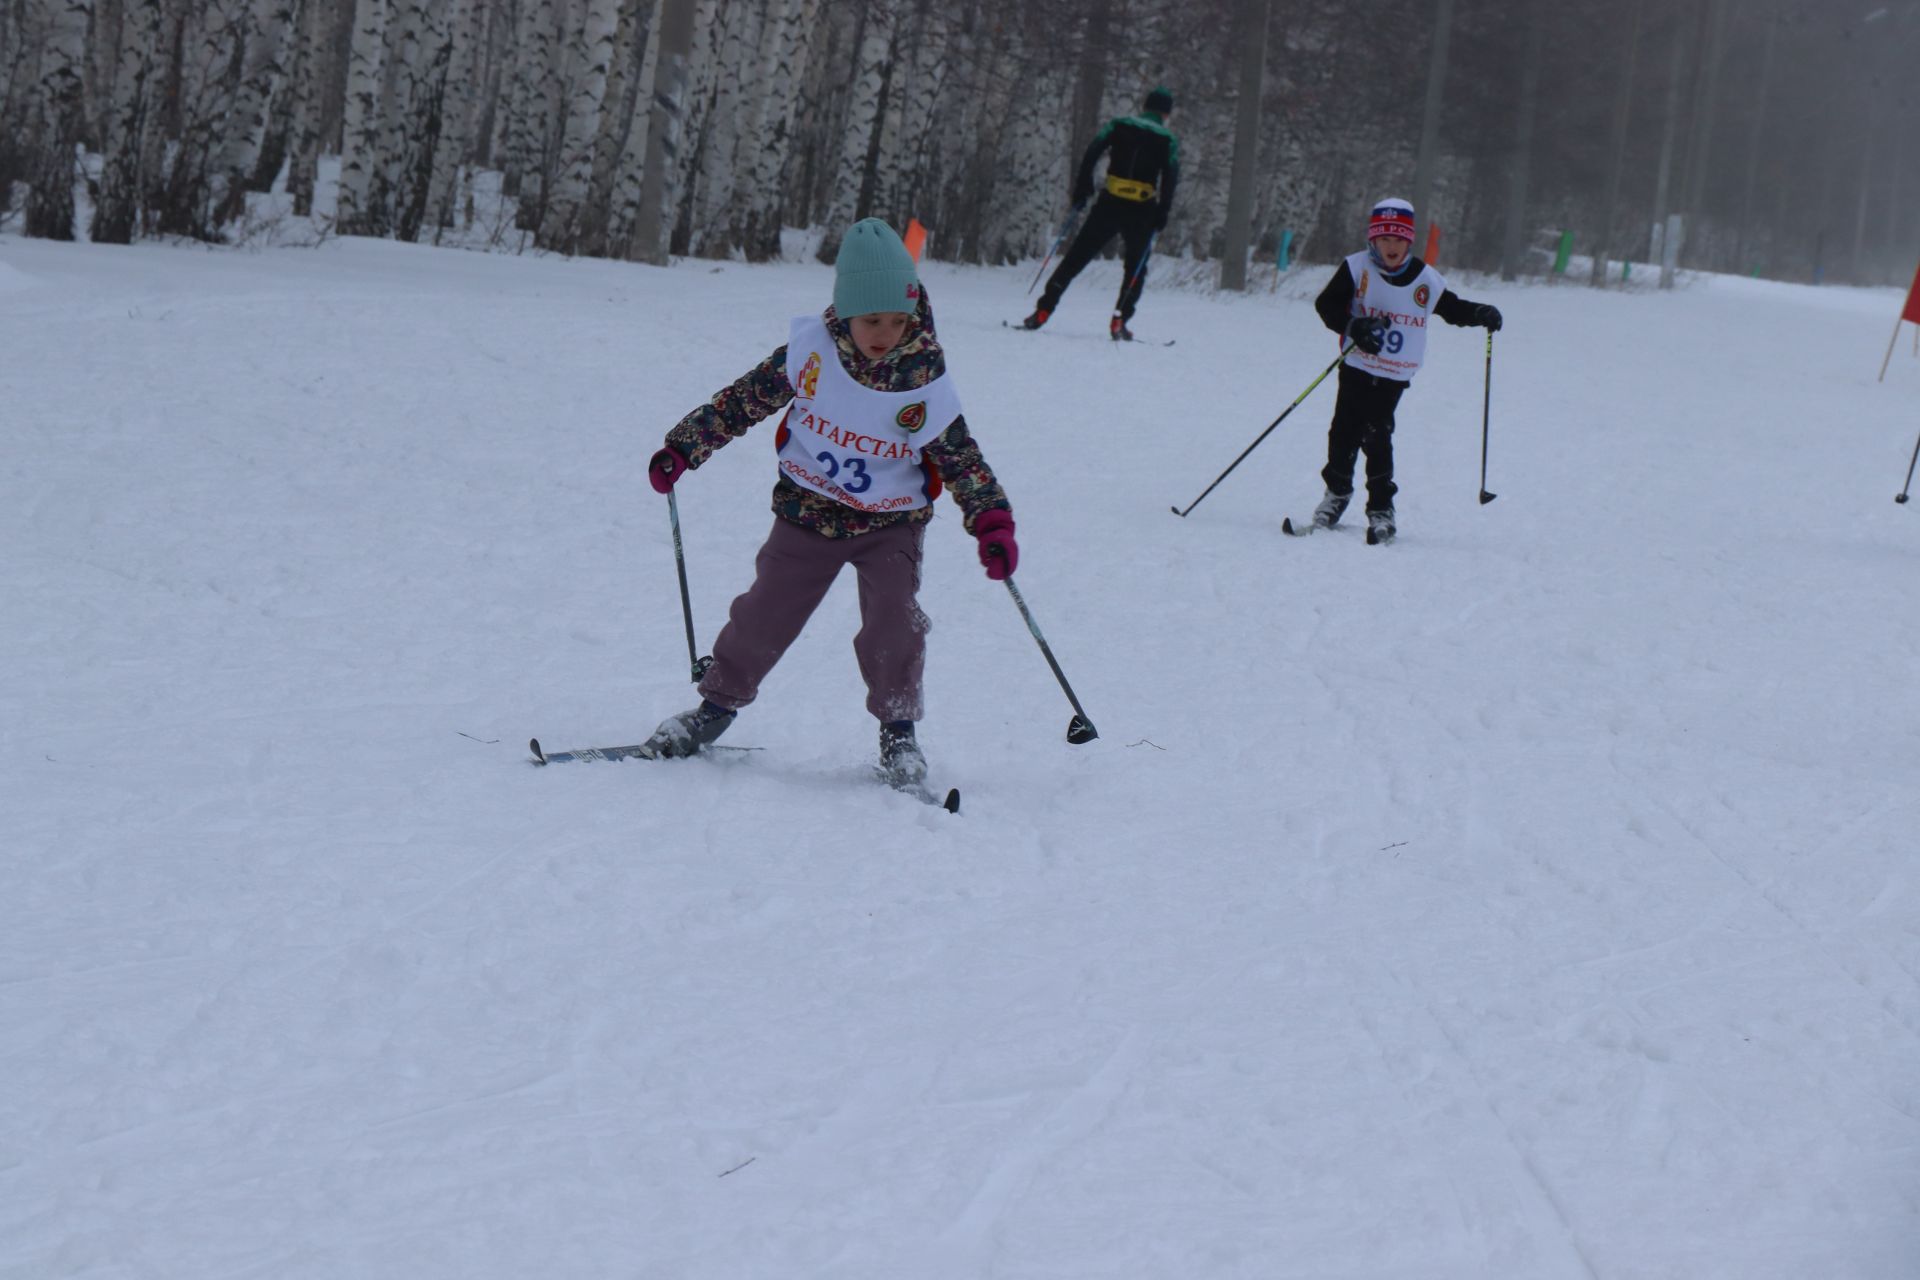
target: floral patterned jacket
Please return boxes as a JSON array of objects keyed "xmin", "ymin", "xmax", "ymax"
[{"xmin": 663, "ymin": 288, "xmax": 1011, "ymax": 539}]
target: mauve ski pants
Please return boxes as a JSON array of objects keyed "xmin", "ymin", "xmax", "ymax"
[{"xmin": 698, "ymin": 516, "xmax": 929, "ymax": 723}]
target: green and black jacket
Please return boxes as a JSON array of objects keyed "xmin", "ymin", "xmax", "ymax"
[{"xmin": 1072, "ymin": 113, "xmax": 1180, "ymax": 221}]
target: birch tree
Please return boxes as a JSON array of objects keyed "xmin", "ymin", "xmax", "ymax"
[
  {"xmin": 90, "ymin": 0, "xmax": 165, "ymax": 242},
  {"xmin": 569, "ymin": 0, "xmax": 651, "ymax": 255},
  {"xmin": 537, "ymin": 0, "xmax": 623, "ymax": 250},
  {"xmin": 424, "ymin": 0, "xmax": 491, "ymax": 234},
  {"xmin": 22, "ymin": 0, "xmax": 93, "ymax": 239},
  {"xmin": 663, "ymin": 0, "xmax": 720, "ymax": 253},
  {"xmin": 282, "ymin": 0, "xmax": 337, "ymax": 216},
  {"xmin": 679, "ymin": 0, "xmax": 756, "ymax": 256},
  {"xmin": 731, "ymin": 0, "xmax": 818, "ymax": 260},
  {"xmin": 209, "ymin": 0, "xmax": 300, "ymax": 226},
  {"xmin": 814, "ymin": 0, "xmax": 895, "ymax": 261},
  {"xmin": 336, "ymin": 0, "xmax": 392, "ymax": 233},
  {"xmin": 629, "ymin": 0, "xmax": 695, "ymax": 264},
  {"xmin": 601, "ymin": 0, "xmax": 666, "ymax": 256}
]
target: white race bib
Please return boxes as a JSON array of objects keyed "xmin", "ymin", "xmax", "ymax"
[
  {"xmin": 775, "ymin": 315, "xmax": 961, "ymax": 513},
  {"xmin": 1343, "ymin": 251, "xmax": 1447, "ymax": 382}
]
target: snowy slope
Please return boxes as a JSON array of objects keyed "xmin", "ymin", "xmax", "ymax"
[{"xmin": 4, "ymin": 233, "xmax": 1918, "ymax": 1279}]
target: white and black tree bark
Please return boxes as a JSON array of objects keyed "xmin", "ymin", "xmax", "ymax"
[
  {"xmin": 538, "ymin": 0, "xmax": 621, "ymax": 251},
  {"xmin": 628, "ymin": 0, "xmax": 694, "ymax": 265},
  {"xmin": 23, "ymin": 0, "xmax": 93, "ymax": 240},
  {"xmin": 815, "ymin": 0, "xmax": 895, "ymax": 262},
  {"xmin": 336, "ymin": 0, "xmax": 391, "ymax": 233},
  {"xmin": 90, "ymin": 0, "xmax": 165, "ymax": 242}
]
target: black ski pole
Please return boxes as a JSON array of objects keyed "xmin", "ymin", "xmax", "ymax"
[
  {"xmin": 1479, "ymin": 332, "xmax": 1498, "ymax": 505},
  {"xmin": 1028, "ymin": 202, "xmax": 1086, "ymax": 295},
  {"xmin": 665, "ymin": 488, "xmax": 712, "ymax": 682},
  {"xmin": 1171, "ymin": 343, "xmax": 1353, "ymax": 518},
  {"xmin": 995, "ymin": 563, "xmax": 1098, "ymax": 745},
  {"xmin": 1898, "ymin": 427, "xmax": 1920, "ymax": 504}
]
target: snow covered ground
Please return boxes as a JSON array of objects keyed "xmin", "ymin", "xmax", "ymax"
[{"xmin": 4, "ymin": 230, "xmax": 1919, "ymax": 1279}]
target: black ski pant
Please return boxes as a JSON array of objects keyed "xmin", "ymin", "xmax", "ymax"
[
  {"xmin": 1039, "ymin": 196, "xmax": 1158, "ymax": 321},
  {"xmin": 1322, "ymin": 363, "xmax": 1409, "ymax": 512}
]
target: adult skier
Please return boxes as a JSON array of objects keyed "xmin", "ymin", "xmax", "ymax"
[{"xmin": 1021, "ymin": 86, "xmax": 1180, "ymax": 341}]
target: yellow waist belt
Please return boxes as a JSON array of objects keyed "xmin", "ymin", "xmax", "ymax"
[{"xmin": 1105, "ymin": 174, "xmax": 1156, "ymax": 202}]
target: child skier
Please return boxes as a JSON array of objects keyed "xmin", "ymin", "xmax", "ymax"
[
  {"xmin": 1306, "ymin": 196, "xmax": 1502, "ymax": 543},
  {"xmin": 640, "ymin": 218, "xmax": 1017, "ymax": 790}
]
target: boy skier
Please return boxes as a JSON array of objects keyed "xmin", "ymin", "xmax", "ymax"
[
  {"xmin": 1304, "ymin": 197, "xmax": 1502, "ymax": 543},
  {"xmin": 641, "ymin": 219, "xmax": 1017, "ymax": 792},
  {"xmin": 1021, "ymin": 87, "xmax": 1180, "ymax": 341}
]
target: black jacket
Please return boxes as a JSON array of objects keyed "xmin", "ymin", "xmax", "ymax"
[
  {"xmin": 1073, "ymin": 113, "xmax": 1180, "ymax": 221},
  {"xmin": 1314, "ymin": 255, "xmax": 1482, "ymax": 335}
]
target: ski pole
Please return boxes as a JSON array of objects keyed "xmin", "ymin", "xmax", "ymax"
[
  {"xmin": 1123, "ymin": 231, "xmax": 1157, "ymax": 307},
  {"xmin": 1171, "ymin": 343, "xmax": 1354, "ymax": 518},
  {"xmin": 994, "ymin": 564, "xmax": 1098, "ymax": 745},
  {"xmin": 1028, "ymin": 201, "xmax": 1086, "ymax": 295},
  {"xmin": 1898, "ymin": 426, "xmax": 1920, "ymax": 504},
  {"xmin": 1479, "ymin": 332, "xmax": 1498, "ymax": 505},
  {"xmin": 665, "ymin": 489, "xmax": 712, "ymax": 681}
]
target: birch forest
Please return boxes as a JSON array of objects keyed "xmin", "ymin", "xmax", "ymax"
[{"xmin": 2, "ymin": 0, "xmax": 1917, "ymax": 284}]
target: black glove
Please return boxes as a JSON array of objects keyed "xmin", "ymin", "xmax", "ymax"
[
  {"xmin": 1346, "ymin": 315, "xmax": 1388, "ymax": 355},
  {"xmin": 1071, "ymin": 184, "xmax": 1093, "ymax": 208},
  {"xmin": 1476, "ymin": 303, "xmax": 1503, "ymax": 333}
]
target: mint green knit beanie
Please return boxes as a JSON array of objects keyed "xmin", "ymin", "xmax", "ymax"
[{"xmin": 833, "ymin": 218, "xmax": 920, "ymax": 319}]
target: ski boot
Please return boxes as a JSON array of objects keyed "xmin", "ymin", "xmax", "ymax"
[
  {"xmin": 1109, "ymin": 313, "xmax": 1134, "ymax": 342},
  {"xmin": 877, "ymin": 720, "xmax": 928, "ymax": 791},
  {"xmin": 640, "ymin": 700, "xmax": 737, "ymax": 758},
  {"xmin": 1365, "ymin": 507, "xmax": 1397, "ymax": 545},
  {"xmin": 1020, "ymin": 307, "xmax": 1051, "ymax": 330},
  {"xmin": 1313, "ymin": 489, "xmax": 1351, "ymax": 530}
]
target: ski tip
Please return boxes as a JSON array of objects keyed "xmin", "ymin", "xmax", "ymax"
[
  {"xmin": 943, "ymin": 788, "xmax": 961, "ymax": 814},
  {"xmin": 1282, "ymin": 517, "xmax": 1297, "ymax": 535},
  {"xmin": 1365, "ymin": 527, "xmax": 1378, "ymax": 545},
  {"xmin": 529, "ymin": 737, "xmax": 548, "ymax": 765}
]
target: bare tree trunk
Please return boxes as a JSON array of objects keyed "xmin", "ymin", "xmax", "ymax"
[
  {"xmin": 1067, "ymin": 0, "xmax": 1111, "ymax": 168},
  {"xmin": 1498, "ymin": 2, "xmax": 1543, "ymax": 281},
  {"xmin": 91, "ymin": 0, "xmax": 164, "ymax": 242},
  {"xmin": 815, "ymin": 0, "xmax": 894, "ymax": 261},
  {"xmin": 1408, "ymin": 0, "xmax": 1451, "ymax": 252},
  {"xmin": 723, "ymin": 0, "xmax": 816, "ymax": 259},
  {"xmin": 506, "ymin": 0, "xmax": 560, "ymax": 222},
  {"xmin": 23, "ymin": 0, "xmax": 93, "ymax": 240},
  {"xmin": 537, "ymin": 0, "xmax": 620, "ymax": 250},
  {"xmin": 1649, "ymin": 8, "xmax": 1690, "ymax": 270},
  {"xmin": 1733, "ymin": 0, "xmax": 1777, "ymax": 272},
  {"xmin": 680, "ymin": 0, "xmax": 757, "ymax": 256},
  {"xmin": 629, "ymin": 0, "xmax": 694, "ymax": 265},
  {"xmin": 571, "ymin": 0, "xmax": 651, "ymax": 256},
  {"xmin": 604, "ymin": 0, "xmax": 665, "ymax": 255},
  {"xmin": 391, "ymin": 0, "xmax": 454, "ymax": 242},
  {"xmin": 1592, "ymin": 0, "xmax": 1641, "ymax": 287},
  {"xmin": 283, "ymin": 0, "xmax": 332, "ymax": 215},
  {"xmin": 664, "ymin": 0, "xmax": 719, "ymax": 253},
  {"xmin": 210, "ymin": 0, "xmax": 298, "ymax": 226},
  {"xmin": 336, "ymin": 0, "xmax": 390, "ymax": 233},
  {"xmin": 425, "ymin": 0, "xmax": 487, "ymax": 234},
  {"xmin": 1219, "ymin": 0, "xmax": 1269, "ymax": 291},
  {"xmin": 1680, "ymin": 0, "xmax": 1726, "ymax": 265}
]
